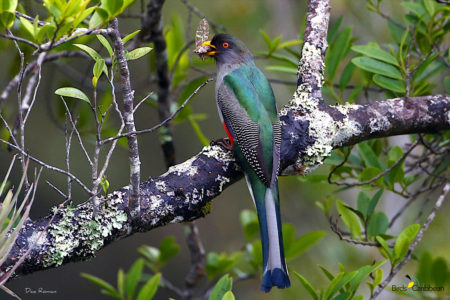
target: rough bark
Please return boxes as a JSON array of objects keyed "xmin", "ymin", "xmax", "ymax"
[{"xmin": 1, "ymin": 0, "xmax": 449, "ymax": 279}]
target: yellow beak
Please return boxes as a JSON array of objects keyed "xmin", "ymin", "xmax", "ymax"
[{"xmin": 201, "ymin": 40, "xmax": 217, "ymax": 56}]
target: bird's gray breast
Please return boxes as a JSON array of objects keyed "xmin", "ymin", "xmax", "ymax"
[{"xmin": 216, "ymin": 81, "xmax": 271, "ymax": 186}]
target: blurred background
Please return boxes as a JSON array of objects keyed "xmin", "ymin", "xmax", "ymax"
[{"xmin": 1, "ymin": 0, "xmax": 449, "ymax": 299}]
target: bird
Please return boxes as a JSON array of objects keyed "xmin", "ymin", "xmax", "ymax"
[{"xmin": 198, "ymin": 33, "xmax": 290, "ymax": 292}]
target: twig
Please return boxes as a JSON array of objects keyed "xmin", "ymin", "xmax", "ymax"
[
  {"xmin": 0, "ymin": 51, "xmax": 88, "ymax": 103},
  {"xmin": 179, "ymin": 0, "xmax": 226, "ymax": 32},
  {"xmin": 15, "ymin": 11, "xmax": 49, "ymax": 26},
  {"xmin": 371, "ymin": 182, "xmax": 450, "ymax": 299},
  {"xmin": 329, "ymin": 216, "xmax": 394, "ymax": 247},
  {"xmin": 169, "ymin": 40, "xmax": 195, "ymax": 83},
  {"xmin": 61, "ymin": 98, "xmax": 93, "ymax": 166},
  {"xmin": 185, "ymin": 222, "xmax": 206, "ymax": 289},
  {"xmin": 46, "ymin": 180, "xmax": 68, "ymax": 200},
  {"xmin": 23, "ymin": 53, "xmax": 46, "ymax": 124},
  {"xmin": 0, "ymin": 138, "xmax": 92, "ymax": 194},
  {"xmin": 132, "ymin": 92, "xmax": 154, "ymax": 114},
  {"xmin": 101, "ymin": 78, "xmax": 213, "ymax": 144},
  {"xmin": 330, "ymin": 140, "xmax": 419, "ymax": 186},
  {"xmin": 8, "ymin": 29, "xmax": 29, "ymax": 188},
  {"xmin": 97, "ymin": 72, "xmax": 126, "ymax": 187},
  {"xmin": 0, "ymin": 33, "xmax": 39, "ymax": 49}
]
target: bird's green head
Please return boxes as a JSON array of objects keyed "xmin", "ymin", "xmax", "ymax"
[{"xmin": 200, "ymin": 34, "xmax": 252, "ymax": 65}]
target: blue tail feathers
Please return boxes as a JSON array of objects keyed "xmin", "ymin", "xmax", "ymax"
[{"xmin": 261, "ymin": 268, "xmax": 291, "ymax": 292}]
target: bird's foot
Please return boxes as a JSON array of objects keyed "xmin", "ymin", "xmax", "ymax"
[{"xmin": 210, "ymin": 138, "xmax": 233, "ymax": 151}]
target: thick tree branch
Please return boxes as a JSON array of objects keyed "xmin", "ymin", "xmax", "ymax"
[{"xmin": 1, "ymin": 0, "xmax": 449, "ymax": 280}]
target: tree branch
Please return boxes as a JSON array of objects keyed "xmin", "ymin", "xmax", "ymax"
[{"xmin": 108, "ymin": 18, "xmax": 141, "ymax": 214}]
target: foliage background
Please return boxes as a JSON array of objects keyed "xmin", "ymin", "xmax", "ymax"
[{"xmin": 0, "ymin": 0, "xmax": 448, "ymax": 299}]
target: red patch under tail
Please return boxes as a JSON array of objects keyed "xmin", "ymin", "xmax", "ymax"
[{"xmin": 222, "ymin": 122, "xmax": 234, "ymax": 147}]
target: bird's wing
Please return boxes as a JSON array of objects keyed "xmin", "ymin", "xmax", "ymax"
[{"xmin": 218, "ymin": 64, "xmax": 280, "ymax": 186}]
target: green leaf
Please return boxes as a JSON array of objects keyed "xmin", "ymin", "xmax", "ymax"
[
  {"xmin": 0, "ymin": 12, "xmax": 14, "ymax": 29},
  {"xmin": 358, "ymin": 143, "xmax": 384, "ymax": 170},
  {"xmin": 339, "ymin": 62, "xmax": 356, "ymax": 93},
  {"xmin": 159, "ymin": 236, "xmax": 180, "ymax": 263},
  {"xmin": 352, "ymin": 57, "xmax": 403, "ymax": 79},
  {"xmin": 351, "ymin": 45, "xmax": 398, "ymax": 66},
  {"xmin": 96, "ymin": 35, "xmax": 113, "ymax": 59},
  {"xmin": 359, "ymin": 167, "xmax": 383, "ymax": 185},
  {"xmin": 417, "ymin": 252, "xmax": 432, "ymax": 284},
  {"xmin": 431, "ymin": 257, "xmax": 447, "ymax": 287},
  {"xmin": 294, "ymin": 272, "xmax": 319, "ymax": 300},
  {"xmin": 423, "ymin": 0, "xmax": 435, "ymax": 16},
  {"xmin": 357, "ymin": 192, "xmax": 370, "ymax": 219},
  {"xmin": 189, "ymin": 117, "xmax": 209, "ymax": 146},
  {"xmin": 208, "ymin": 274, "xmax": 232, "ymax": 300},
  {"xmin": 348, "ymin": 260, "xmax": 386, "ymax": 293},
  {"xmin": 117, "ymin": 269, "xmax": 125, "ymax": 297},
  {"xmin": 372, "ymin": 75, "xmax": 405, "ymax": 93},
  {"xmin": 2, "ymin": 0, "xmax": 17, "ymax": 11},
  {"xmin": 319, "ymin": 265, "xmax": 335, "ymax": 281},
  {"xmin": 19, "ymin": 17, "xmax": 36, "ymax": 39},
  {"xmin": 259, "ymin": 29, "xmax": 272, "ymax": 49},
  {"xmin": 388, "ymin": 146, "xmax": 403, "ymax": 161},
  {"xmin": 137, "ymin": 273, "xmax": 160, "ymax": 300},
  {"xmin": 394, "ymin": 224, "xmax": 420, "ymax": 260},
  {"xmin": 327, "ymin": 16, "xmax": 343, "ymax": 43},
  {"xmin": 347, "ymin": 84, "xmax": 363, "ymax": 103},
  {"xmin": 123, "ymin": 30, "xmax": 141, "ymax": 44},
  {"xmin": 373, "ymin": 268, "xmax": 383, "ymax": 287},
  {"xmin": 240, "ymin": 209, "xmax": 259, "ymax": 241},
  {"xmin": 285, "ymin": 230, "xmax": 325, "ymax": 260},
  {"xmin": 102, "ymin": 0, "xmax": 123, "ymax": 16},
  {"xmin": 401, "ymin": 2, "xmax": 427, "ymax": 20},
  {"xmin": 367, "ymin": 189, "xmax": 383, "ymax": 218},
  {"xmin": 126, "ymin": 47, "xmax": 152, "ymax": 60},
  {"xmin": 326, "ymin": 27, "xmax": 353, "ymax": 80},
  {"xmin": 81, "ymin": 273, "xmax": 119, "ymax": 297},
  {"xmin": 36, "ymin": 24, "xmax": 56, "ymax": 44},
  {"xmin": 337, "ymin": 200, "xmax": 361, "ymax": 238},
  {"xmin": 445, "ymin": 76, "xmax": 450, "ymax": 94},
  {"xmin": 93, "ymin": 58, "xmax": 106, "ymax": 80},
  {"xmin": 89, "ymin": 8, "xmax": 109, "ymax": 29},
  {"xmin": 266, "ymin": 65, "xmax": 297, "ymax": 74},
  {"xmin": 376, "ymin": 236, "xmax": 393, "ymax": 261},
  {"xmin": 55, "ymin": 87, "xmax": 90, "ymax": 103},
  {"xmin": 126, "ymin": 259, "xmax": 144, "ymax": 299},
  {"xmin": 74, "ymin": 44, "xmax": 103, "ymax": 61},
  {"xmin": 278, "ymin": 39, "xmax": 301, "ymax": 49},
  {"xmin": 367, "ymin": 212, "xmax": 389, "ymax": 237},
  {"xmin": 74, "ymin": 6, "xmax": 96, "ymax": 28},
  {"xmin": 269, "ymin": 35, "xmax": 282, "ymax": 53},
  {"xmin": 324, "ymin": 271, "xmax": 357, "ymax": 300},
  {"xmin": 206, "ymin": 252, "xmax": 242, "ymax": 280},
  {"xmin": 138, "ymin": 245, "xmax": 160, "ymax": 267},
  {"xmin": 221, "ymin": 291, "xmax": 235, "ymax": 300}
]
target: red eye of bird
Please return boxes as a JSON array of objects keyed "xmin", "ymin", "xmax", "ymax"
[{"xmin": 222, "ymin": 42, "xmax": 229, "ymax": 48}]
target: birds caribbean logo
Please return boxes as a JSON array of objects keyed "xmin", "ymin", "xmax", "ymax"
[{"xmin": 402, "ymin": 275, "xmax": 420, "ymax": 295}]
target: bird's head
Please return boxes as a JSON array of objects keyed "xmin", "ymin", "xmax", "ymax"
[{"xmin": 199, "ymin": 34, "xmax": 252, "ymax": 65}]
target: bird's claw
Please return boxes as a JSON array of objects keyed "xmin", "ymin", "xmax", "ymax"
[{"xmin": 210, "ymin": 138, "xmax": 233, "ymax": 151}]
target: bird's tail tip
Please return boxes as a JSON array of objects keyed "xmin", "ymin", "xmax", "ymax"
[{"xmin": 261, "ymin": 268, "xmax": 290, "ymax": 292}]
